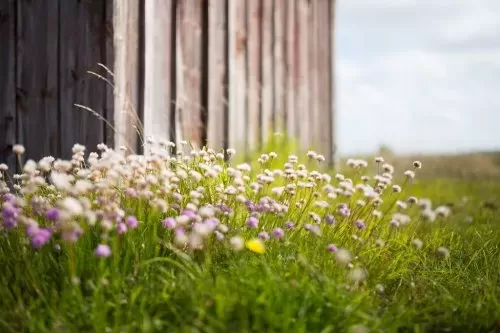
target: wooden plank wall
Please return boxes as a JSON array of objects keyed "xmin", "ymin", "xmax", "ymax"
[
  {"xmin": 140, "ymin": 0, "xmax": 335, "ymax": 163},
  {"xmin": 0, "ymin": 0, "xmax": 336, "ymax": 166},
  {"xmin": 0, "ymin": 0, "xmax": 113, "ymax": 169}
]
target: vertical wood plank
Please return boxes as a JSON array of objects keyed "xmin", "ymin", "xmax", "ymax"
[
  {"xmin": 113, "ymin": 0, "xmax": 140, "ymax": 152},
  {"xmin": 0, "ymin": 0, "xmax": 16, "ymax": 171},
  {"xmin": 59, "ymin": 0, "xmax": 107, "ymax": 158},
  {"xmin": 273, "ymin": 0, "xmax": 285, "ymax": 134},
  {"xmin": 104, "ymin": 0, "xmax": 115, "ymax": 147},
  {"xmin": 260, "ymin": 0, "xmax": 273, "ymax": 144},
  {"xmin": 308, "ymin": 0, "xmax": 319, "ymax": 151},
  {"xmin": 144, "ymin": 0, "xmax": 173, "ymax": 152},
  {"xmin": 330, "ymin": 0, "xmax": 336, "ymax": 166},
  {"xmin": 285, "ymin": 0, "xmax": 297, "ymax": 140},
  {"xmin": 246, "ymin": 0, "xmax": 261, "ymax": 151},
  {"xmin": 207, "ymin": 0, "xmax": 228, "ymax": 151},
  {"xmin": 228, "ymin": 0, "xmax": 247, "ymax": 152},
  {"xmin": 317, "ymin": 0, "xmax": 328, "ymax": 159},
  {"xmin": 297, "ymin": 0, "xmax": 310, "ymax": 150},
  {"xmin": 16, "ymin": 0, "xmax": 60, "ymax": 162},
  {"xmin": 176, "ymin": 0, "xmax": 203, "ymax": 148}
]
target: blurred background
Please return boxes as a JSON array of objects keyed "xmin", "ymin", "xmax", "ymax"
[{"xmin": 0, "ymin": 0, "xmax": 499, "ymax": 178}]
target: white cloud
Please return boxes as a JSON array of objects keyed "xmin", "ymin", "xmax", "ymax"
[{"xmin": 336, "ymin": 0, "xmax": 500, "ymax": 155}]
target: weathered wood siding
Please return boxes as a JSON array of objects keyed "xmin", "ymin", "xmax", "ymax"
[
  {"xmin": 0, "ymin": 0, "xmax": 336, "ymax": 166},
  {"xmin": 0, "ymin": 0, "xmax": 113, "ymax": 169}
]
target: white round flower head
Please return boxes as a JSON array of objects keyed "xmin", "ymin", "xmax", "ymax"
[
  {"xmin": 413, "ymin": 160, "xmax": 422, "ymax": 169},
  {"xmin": 229, "ymin": 236, "xmax": 245, "ymax": 251},
  {"xmin": 226, "ymin": 148, "xmax": 236, "ymax": 156},
  {"xmin": 348, "ymin": 267, "xmax": 367, "ymax": 283},
  {"xmin": 334, "ymin": 248, "xmax": 352, "ymax": 265},
  {"xmin": 436, "ymin": 246, "xmax": 450, "ymax": 259},
  {"xmin": 59, "ymin": 197, "xmax": 84, "ymax": 216},
  {"xmin": 199, "ymin": 206, "xmax": 215, "ymax": 219},
  {"xmin": 13, "ymin": 144, "xmax": 25, "ymax": 155},
  {"xmin": 374, "ymin": 156, "xmax": 384, "ymax": 163},
  {"xmin": 375, "ymin": 284, "xmax": 385, "ymax": 294},
  {"xmin": 0, "ymin": 163, "xmax": 8, "ymax": 171},
  {"xmin": 404, "ymin": 170, "xmax": 415, "ymax": 179},
  {"xmin": 411, "ymin": 239, "xmax": 423, "ymax": 249},
  {"xmin": 382, "ymin": 163, "xmax": 394, "ymax": 174},
  {"xmin": 392, "ymin": 185, "xmax": 402, "ymax": 193},
  {"xmin": 307, "ymin": 150, "xmax": 317, "ymax": 159},
  {"xmin": 315, "ymin": 154, "xmax": 326, "ymax": 162}
]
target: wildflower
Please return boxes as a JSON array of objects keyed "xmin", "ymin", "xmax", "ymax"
[
  {"xmin": 408, "ymin": 196, "xmax": 418, "ymax": 205},
  {"xmin": 354, "ymin": 220, "xmax": 366, "ymax": 230},
  {"xmin": 413, "ymin": 160, "xmax": 422, "ymax": 169},
  {"xmin": 95, "ymin": 244, "xmax": 111, "ymax": 258},
  {"xmin": 258, "ymin": 231, "xmax": 270, "ymax": 241},
  {"xmin": 245, "ymin": 238, "xmax": 265, "ymax": 254},
  {"xmin": 229, "ymin": 236, "xmax": 245, "ymax": 251},
  {"xmin": 214, "ymin": 230, "xmax": 224, "ymax": 241},
  {"xmin": 375, "ymin": 284, "xmax": 385, "ymax": 294},
  {"xmin": 392, "ymin": 185, "xmax": 402, "ymax": 193},
  {"xmin": 436, "ymin": 246, "xmax": 450, "ymax": 259},
  {"xmin": 31, "ymin": 228, "xmax": 52, "ymax": 248},
  {"xmin": 198, "ymin": 206, "xmax": 215, "ymax": 219},
  {"xmin": 435, "ymin": 205, "xmax": 451, "ymax": 218},
  {"xmin": 375, "ymin": 239, "xmax": 385, "ymax": 247},
  {"xmin": 382, "ymin": 163, "xmax": 394, "ymax": 173},
  {"xmin": 325, "ymin": 215, "xmax": 336, "ymax": 225},
  {"xmin": 174, "ymin": 228, "xmax": 188, "ymax": 247},
  {"xmin": 335, "ymin": 248, "xmax": 352, "ymax": 265},
  {"xmin": 117, "ymin": 223, "xmax": 128, "ymax": 235},
  {"xmin": 421, "ymin": 209, "xmax": 436, "ymax": 222},
  {"xmin": 411, "ymin": 239, "xmax": 423, "ymax": 249},
  {"xmin": 126, "ymin": 216, "xmax": 138, "ymax": 229},
  {"xmin": 285, "ymin": 221, "xmax": 295, "ymax": 229},
  {"xmin": 12, "ymin": 144, "xmax": 25, "ymax": 155},
  {"xmin": 246, "ymin": 216, "xmax": 259, "ymax": 229},
  {"xmin": 348, "ymin": 267, "xmax": 367, "ymax": 283},
  {"xmin": 327, "ymin": 244, "xmax": 338, "ymax": 252},
  {"xmin": 272, "ymin": 227, "xmax": 285, "ymax": 240},
  {"xmin": 375, "ymin": 156, "xmax": 384, "ymax": 163},
  {"xmin": 389, "ymin": 220, "xmax": 400, "ymax": 228},
  {"xmin": 404, "ymin": 170, "xmax": 415, "ymax": 179}
]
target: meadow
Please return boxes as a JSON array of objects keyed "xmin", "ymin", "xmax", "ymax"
[{"xmin": 0, "ymin": 136, "xmax": 499, "ymax": 333}]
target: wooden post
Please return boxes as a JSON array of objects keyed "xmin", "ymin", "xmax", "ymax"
[
  {"xmin": 113, "ymin": 0, "xmax": 141, "ymax": 152},
  {"xmin": 228, "ymin": 0, "xmax": 247, "ymax": 152},
  {"xmin": 207, "ymin": 0, "xmax": 228, "ymax": 151}
]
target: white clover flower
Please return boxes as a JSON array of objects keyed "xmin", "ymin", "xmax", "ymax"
[
  {"xmin": 335, "ymin": 248, "xmax": 352, "ymax": 265},
  {"xmin": 404, "ymin": 170, "xmax": 415, "ymax": 179},
  {"xmin": 13, "ymin": 144, "xmax": 25, "ymax": 155},
  {"xmin": 50, "ymin": 172, "xmax": 74, "ymax": 191},
  {"xmin": 421, "ymin": 209, "xmax": 436, "ymax": 222},
  {"xmin": 436, "ymin": 246, "xmax": 450, "ymax": 259},
  {"xmin": 411, "ymin": 239, "xmax": 423, "ymax": 249},
  {"xmin": 348, "ymin": 267, "xmax": 367, "ymax": 283},
  {"xmin": 229, "ymin": 236, "xmax": 245, "ymax": 251},
  {"xmin": 435, "ymin": 205, "xmax": 451, "ymax": 218}
]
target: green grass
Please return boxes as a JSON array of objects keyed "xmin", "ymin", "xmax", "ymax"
[{"xmin": 1, "ymin": 142, "xmax": 500, "ymax": 333}]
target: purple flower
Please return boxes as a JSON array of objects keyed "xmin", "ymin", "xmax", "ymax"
[
  {"xmin": 325, "ymin": 215, "xmax": 336, "ymax": 225},
  {"xmin": 246, "ymin": 216, "xmax": 259, "ymax": 229},
  {"xmin": 258, "ymin": 231, "xmax": 270, "ymax": 241},
  {"xmin": 338, "ymin": 207, "xmax": 351, "ymax": 218},
  {"xmin": 125, "ymin": 188, "xmax": 138, "ymax": 198},
  {"xmin": 126, "ymin": 216, "xmax": 138, "ymax": 229},
  {"xmin": 204, "ymin": 218, "xmax": 219, "ymax": 231},
  {"xmin": 162, "ymin": 217, "xmax": 177, "ymax": 229},
  {"xmin": 31, "ymin": 228, "xmax": 52, "ymax": 249},
  {"xmin": 272, "ymin": 227, "xmax": 285, "ymax": 240},
  {"xmin": 327, "ymin": 244, "xmax": 338, "ymax": 252},
  {"xmin": 285, "ymin": 221, "xmax": 295, "ymax": 229},
  {"xmin": 45, "ymin": 208, "xmax": 60, "ymax": 222},
  {"xmin": 117, "ymin": 222, "xmax": 128, "ymax": 235},
  {"xmin": 27, "ymin": 223, "xmax": 39, "ymax": 237},
  {"xmin": 62, "ymin": 225, "xmax": 83, "ymax": 243},
  {"xmin": 2, "ymin": 202, "xmax": 19, "ymax": 229},
  {"xmin": 175, "ymin": 227, "xmax": 185, "ymax": 237},
  {"xmin": 181, "ymin": 209, "xmax": 197, "ymax": 219},
  {"xmin": 2, "ymin": 193, "xmax": 16, "ymax": 203},
  {"xmin": 95, "ymin": 244, "xmax": 111, "ymax": 257},
  {"xmin": 305, "ymin": 224, "xmax": 321, "ymax": 236},
  {"xmin": 354, "ymin": 220, "xmax": 366, "ymax": 230}
]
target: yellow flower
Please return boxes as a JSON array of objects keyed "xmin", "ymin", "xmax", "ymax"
[{"xmin": 245, "ymin": 238, "xmax": 265, "ymax": 254}]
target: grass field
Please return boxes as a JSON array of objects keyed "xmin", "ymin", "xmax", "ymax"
[{"xmin": 1, "ymin": 140, "xmax": 499, "ymax": 333}]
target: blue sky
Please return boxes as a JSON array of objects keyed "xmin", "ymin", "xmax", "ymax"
[{"xmin": 336, "ymin": 0, "xmax": 500, "ymax": 155}]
